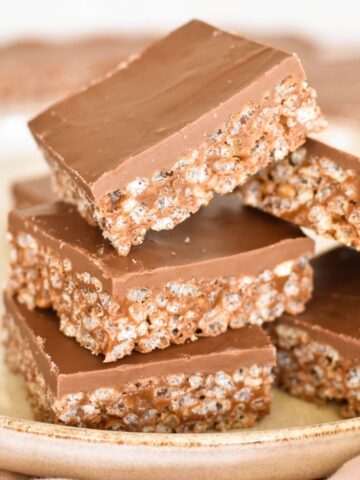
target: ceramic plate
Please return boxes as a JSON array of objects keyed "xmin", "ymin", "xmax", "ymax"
[{"xmin": 0, "ymin": 117, "xmax": 359, "ymax": 479}]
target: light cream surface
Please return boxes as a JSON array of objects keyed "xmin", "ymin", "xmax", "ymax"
[{"xmin": 0, "ymin": 116, "xmax": 359, "ymax": 479}]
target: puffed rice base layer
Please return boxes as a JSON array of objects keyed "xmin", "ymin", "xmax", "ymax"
[
  {"xmin": 8, "ymin": 231, "xmax": 313, "ymax": 361},
  {"xmin": 241, "ymin": 144, "xmax": 360, "ymax": 249},
  {"xmin": 4, "ymin": 311, "xmax": 274, "ymax": 432},
  {"xmin": 268, "ymin": 322, "xmax": 360, "ymax": 417}
]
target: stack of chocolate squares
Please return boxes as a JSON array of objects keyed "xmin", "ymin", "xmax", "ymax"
[{"xmin": 4, "ymin": 20, "xmax": 359, "ymax": 433}]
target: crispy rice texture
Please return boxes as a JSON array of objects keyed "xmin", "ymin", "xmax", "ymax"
[
  {"xmin": 50, "ymin": 77, "xmax": 325, "ymax": 255},
  {"xmin": 9, "ymin": 231, "xmax": 313, "ymax": 361},
  {"xmin": 242, "ymin": 146, "xmax": 360, "ymax": 249},
  {"xmin": 4, "ymin": 312, "xmax": 274, "ymax": 432},
  {"xmin": 268, "ymin": 322, "xmax": 360, "ymax": 417}
]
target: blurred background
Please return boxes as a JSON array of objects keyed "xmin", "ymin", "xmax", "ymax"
[{"xmin": 0, "ymin": 0, "xmax": 360, "ymax": 227}]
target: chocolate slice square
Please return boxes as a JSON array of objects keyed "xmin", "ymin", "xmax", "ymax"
[
  {"xmin": 12, "ymin": 176, "xmax": 57, "ymax": 209},
  {"xmin": 8, "ymin": 194, "xmax": 314, "ymax": 361},
  {"xmin": 29, "ymin": 20, "xmax": 324, "ymax": 256},
  {"xmin": 4, "ymin": 293, "xmax": 275, "ymax": 432},
  {"xmin": 268, "ymin": 247, "xmax": 360, "ymax": 417}
]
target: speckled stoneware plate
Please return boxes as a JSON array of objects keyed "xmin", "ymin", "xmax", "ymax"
[
  {"xmin": 0, "ymin": 117, "xmax": 359, "ymax": 479},
  {"xmin": 1, "ymin": 386, "xmax": 360, "ymax": 480}
]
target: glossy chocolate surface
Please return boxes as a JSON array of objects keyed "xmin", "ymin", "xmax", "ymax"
[
  {"xmin": 29, "ymin": 20, "xmax": 304, "ymax": 198},
  {"xmin": 313, "ymin": 246, "xmax": 360, "ymax": 296},
  {"xmin": 8, "ymin": 194, "xmax": 313, "ymax": 296},
  {"xmin": 12, "ymin": 176, "xmax": 57, "ymax": 208},
  {"xmin": 280, "ymin": 248, "xmax": 360, "ymax": 359},
  {"xmin": 4, "ymin": 293, "xmax": 275, "ymax": 397}
]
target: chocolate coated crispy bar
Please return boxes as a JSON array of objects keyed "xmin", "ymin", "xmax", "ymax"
[
  {"xmin": 8, "ymin": 194, "xmax": 314, "ymax": 361},
  {"xmin": 242, "ymin": 138, "xmax": 360, "ymax": 249},
  {"xmin": 268, "ymin": 247, "xmax": 360, "ymax": 417},
  {"xmin": 29, "ymin": 20, "xmax": 324, "ymax": 256},
  {"xmin": 4, "ymin": 293, "xmax": 275, "ymax": 432},
  {"xmin": 12, "ymin": 176, "xmax": 57, "ymax": 209}
]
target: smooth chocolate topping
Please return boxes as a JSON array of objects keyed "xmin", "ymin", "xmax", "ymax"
[
  {"xmin": 8, "ymin": 194, "xmax": 313, "ymax": 297},
  {"xmin": 12, "ymin": 176, "xmax": 57, "ymax": 208},
  {"xmin": 29, "ymin": 20, "xmax": 304, "ymax": 199},
  {"xmin": 280, "ymin": 247, "xmax": 360, "ymax": 360},
  {"xmin": 4, "ymin": 293, "xmax": 275, "ymax": 398},
  {"xmin": 312, "ymin": 246, "xmax": 360, "ymax": 296},
  {"xmin": 304, "ymin": 138, "xmax": 360, "ymax": 176},
  {"xmin": 281, "ymin": 294, "xmax": 360, "ymax": 360}
]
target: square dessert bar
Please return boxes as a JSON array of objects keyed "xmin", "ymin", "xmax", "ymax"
[
  {"xmin": 268, "ymin": 247, "xmax": 360, "ymax": 417},
  {"xmin": 3, "ymin": 293, "xmax": 276, "ymax": 432},
  {"xmin": 8, "ymin": 194, "xmax": 314, "ymax": 362},
  {"xmin": 242, "ymin": 138, "xmax": 360, "ymax": 250},
  {"xmin": 28, "ymin": 20, "xmax": 325, "ymax": 256},
  {"xmin": 12, "ymin": 176, "xmax": 57, "ymax": 209}
]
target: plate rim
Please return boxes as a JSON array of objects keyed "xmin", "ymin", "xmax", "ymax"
[{"xmin": 0, "ymin": 414, "xmax": 359, "ymax": 448}]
